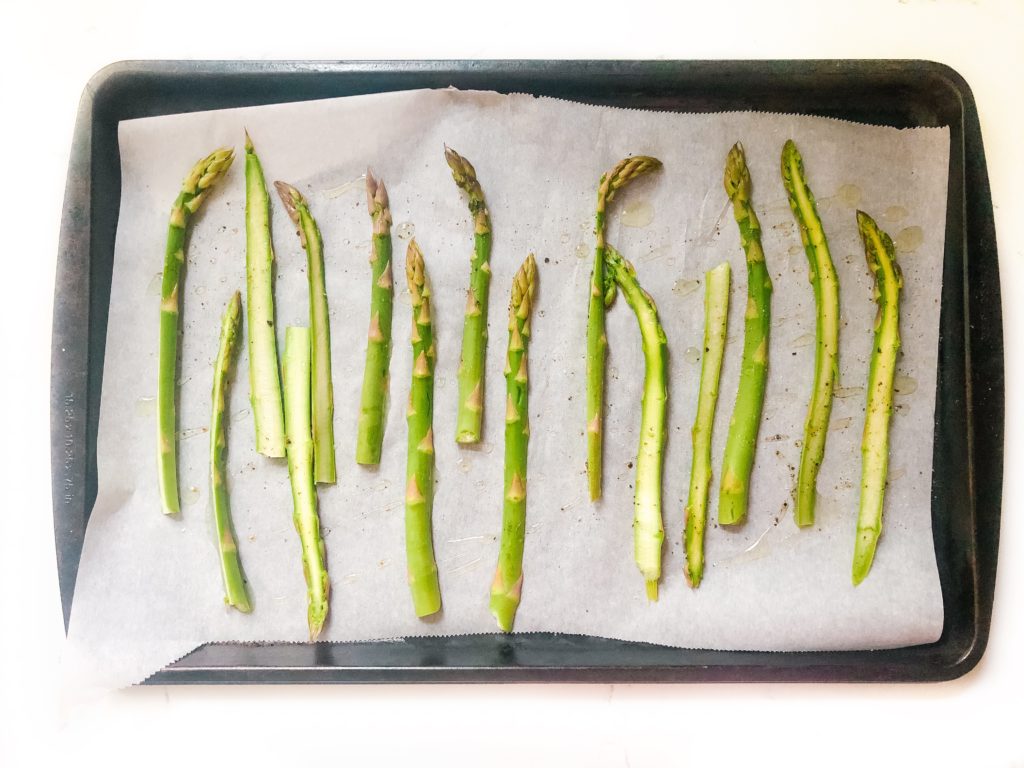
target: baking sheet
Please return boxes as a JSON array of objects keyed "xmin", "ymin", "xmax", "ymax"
[{"xmin": 64, "ymin": 88, "xmax": 948, "ymax": 690}]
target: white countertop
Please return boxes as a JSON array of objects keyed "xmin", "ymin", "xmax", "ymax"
[{"xmin": 1, "ymin": 0, "xmax": 1020, "ymax": 765}]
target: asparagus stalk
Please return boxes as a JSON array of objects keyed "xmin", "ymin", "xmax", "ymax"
[
  {"xmin": 781, "ymin": 140, "xmax": 840, "ymax": 527},
  {"xmin": 157, "ymin": 147, "xmax": 234, "ymax": 516},
  {"xmin": 719, "ymin": 142, "xmax": 773, "ymax": 526},
  {"xmin": 445, "ymin": 146, "xmax": 492, "ymax": 444},
  {"xmin": 587, "ymin": 156, "xmax": 663, "ymax": 501},
  {"xmin": 404, "ymin": 240, "xmax": 441, "ymax": 617},
  {"xmin": 356, "ymin": 171, "xmax": 395, "ymax": 465},
  {"xmin": 282, "ymin": 326, "xmax": 330, "ymax": 639},
  {"xmin": 209, "ymin": 291, "xmax": 251, "ymax": 612},
  {"xmin": 245, "ymin": 132, "xmax": 286, "ymax": 458},
  {"xmin": 491, "ymin": 253, "xmax": 538, "ymax": 632},
  {"xmin": 684, "ymin": 262, "xmax": 731, "ymax": 588},
  {"xmin": 605, "ymin": 245, "xmax": 667, "ymax": 600},
  {"xmin": 852, "ymin": 211, "xmax": 903, "ymax": 585},
  {"xmin": 274, "ymin": 181, "xmax": 337, "ymax": 484}
]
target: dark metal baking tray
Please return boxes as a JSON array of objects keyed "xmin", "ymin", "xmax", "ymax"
[{"xmin": 50, "ymin": 60, "xmax": 1003, "ymax": 683}]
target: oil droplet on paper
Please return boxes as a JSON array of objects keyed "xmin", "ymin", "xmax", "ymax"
[
  {"xmin": 135, "ymin": 396, "xmax": 157, "ymax": 417},
  {"xmin": 883, "ymin": 205, "xmax": 909, "ymax": 223},
  {"xmin": 830, "ymin": 416, "xmax": 853, "ymax": 432},
  {"xmin": 788, "ymin": 244, "xmax": 803, "ymax": 256},
  {"xmin": 683, "ymin": 346, "xmax": 701, "ymax": 364},
  {"xmin": 836, "ymin": 184, "xmax": 862, "ymax": 207},
  {"xmin": 231, "ymin": 407, "xmax": 251, "ymax": 422},
  {"xmin": 395, "ymin": 221, "xmax": 415, "ymax": 240},
  {"xmin": 789, "ymin": 333, "xmax": 815, "ymax": 348},
  {"xmin": 323, "ymin": 175, "xmax": 366, "ymax": 199},
  {"xmin": 177, "ymin": 426, "xmax": 208, "ymax": 441},
  {"xmin": 194, "ymin": 284, "xmax": 206, "ymax": 297},
  {"xmin": 672, "ymin": 278, "xmax": 701, "ymax": 297},
  {"xmin": 895, "ymin": 226, "xmax": 923, "ymax": 253},
  {"xmin": 559, "ymin": 232, "xmax": 571, "ymax": 244},
  {"xmin": 619, "ymin": 200, "xmax": 654, "ymax": 228},
  {"xmin": 481, "ymin": 442, "xmax": 495, "ymax": 455},
  {"xmin": 182, "ymin": 486, "xmax": 201, "ymax": 506},
  {"xmin": 147, "ymin": 273, "xmax": 163, "ymax": 296},
  {"xmin": 834, "ymin": 385, "xmax": 865, "ymax": 399},
  {"xmin": 893, "ymin": 374, "xmax": 918, "ymax": 396},
  {"xmin": 887, "ymin": 467, "xmax": 907, "ymax": 484},
  {"xmin": 575, "ymin": 243, "xmax": 589, "ymax": 260}
]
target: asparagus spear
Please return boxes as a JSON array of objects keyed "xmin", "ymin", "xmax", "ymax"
[
  {"xmin": 445, "ymin": 146, "xmax": 492, "ymax": 444},
  {"xmin": 209, "ymin": 291, "xmax": 251, "ymax": 612},
  {"xmin": 491, "ymin": 253, "xmax": 538, "ymax": 632},
  {"xmin": 781, "ymin": 140, "xmax": 840, "ymax": 527},
  {"xmin": 684, "ymin": 262, "xmax": 731, "ymax": 588},
  {"xmin": 274, "ymin": 182, "xmax": 337, "ymax": 484},
  {"xmin": 718, "ymin": 143, "xmax": 773, "ymax": 526},
  {"xmin": 587, "ymin": 156, "xmax": 663, "ymax": 501},
  {"xmin": 605, "ymin": 245, "xmax": 667, "ymax": 600},
  {"xmin": 157, "ymin": 147, "xmax": 234, "ymax": 516},
  {"xmin": 356, "ymin": 171, "xmax": 395, "ymax": 466},
  {"xmin": 245, "ymin": 132, "xmax": 286, "ymax": 458},
  {"xmin": 404, "ymin": 240, "xmax": 441, "ymax": 617},
  {"xmin": 282, "ymin": 326, "xmax": 330, "ymax": 640},
  {"xmin": 852, "ymin": 211, "xmax": 903, "ymax": 585}
]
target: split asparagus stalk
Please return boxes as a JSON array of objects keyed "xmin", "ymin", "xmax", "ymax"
[
  {"xmin": 275, "ymin": 181, "xmax": 337, "ymax": 484},
  {"xmin": 157, "ymin": 147, "xmax": 234, "ymax": 516},
  {"xmin": 587, "ymin": 156, "xmax": 663, "ymax": 501},
  {"xmin": 244, "ymin": 132, "xmax": 286, "ymax": 458},
  {"xmin": 490, "ymin": 254, "xmax": 538, "ymax": 632},
  {"xmin": 404, "ymin": 240, "xmax": 442, "ymax": 617},
  {"xmin": 445, "ymin": 146, "xmax": 492, "ymax": 444},
  {"xmin": 781, "ymin": 139, "xmax": 840, "ymax": 527},
  {"xmin": 209, "ymin": 291, "xmax": 251, "ymax": 612},
  {"xmin": 853, "ymin": 211, "xmax": 903, "ymax": 585},
  {"xmin": 282, "ymin": 326, "xmax": 330, "ymax": 640},
  {"xmin": 605, "ymin": 245, "xmax": 667, "ymax": 600},
  {"xmin": 356, "ymin": 171, "xmax": 394, "ymax": 466},
  {"xmin": 718, "ymin": 142, "xmax": 773, "ymax": 526},
  {"xmin": 684, "ymin": 262, "xmax": 731, "ymax": 588}
]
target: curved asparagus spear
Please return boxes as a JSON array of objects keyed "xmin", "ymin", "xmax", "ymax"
[
  {"xmin": 282, "ymin": 326, "xmax": 330, "ymax": 640},
  {"xmin": 157, "ymin": 147, "xmax": 234, "ymax": 515},
  {"xmin": 684, "ymin": 262, "xmax": 731, "ymax": 588},
  {"xmin": 445, "ymin": 146, "xmax": 492, "ymax": 444},
  {"xmin": 781, "ymin": 140, "xmax": 840, "ymax": 527},
  {"xmin": 209, "ymin": 291, "xmax": 251, "ymax": 612},
  {"xmin": 356, "ymin": 171, "xmax": 394, "ymax": 465},
  {"xmin": 275, "ymin": 181, "xmax": 336, "ymax": 484},
  {"xmin": 718, "ymin": 143, "xmax": 773, "ymax": 526},
  {"xmin": 605, "ymin": 246, "xmax": 667, "ymax": 600},
  {"xmin": 404, "ymin": 240, "xmax": 441, "ymax": 617},
  {"xmin": 245, "ymin": 132, "xmax": 286, "ymax": 458},
  {"xmin": 587, "ymin": 156, "xmax": 663, "ymax": 501},
  {"xmin": 853, "ymin": 211, "xmax": 903, "ymax": 585},
  {"xmin": 491, "ymin": 254, "xmax": 538, "ymax": 632}
]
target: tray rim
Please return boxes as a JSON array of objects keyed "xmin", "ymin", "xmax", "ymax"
[{"xmin": 50, "ymin": 58, "xmax": 1004, "ymax": 684}]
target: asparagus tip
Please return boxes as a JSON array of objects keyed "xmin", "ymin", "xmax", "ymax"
[
  {"xmin": 243, "ymin": 128, "xmax": 254, "ymax": 152},
  {"xmin": 273, "ymin": 180, "xmax": 302, "ymax": 224}
]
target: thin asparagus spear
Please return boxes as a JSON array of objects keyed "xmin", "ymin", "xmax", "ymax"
[
  {"xmin": 445, "ymin": 146, "xmax": 492, "ymax": 444},
  {"xmin": 605, "ymin": 245, "xmax": 667, "ymax": 600},
  {"xmin": 587, "ymin": 156, "xmax": 663, "ymax": 501},
  {"xmin": 491, "ymin": 254, "xmax": 538, "ymax": 632},
  {"xmin": 404, "ymin": 240, "xmax": 441, "ymax": 617},
  {"xmin": 781, "ymin": 139, "xmax": 840, "ymax": 527},
  {"xmin": 853, "ymin": 211, "xmax": 903, "ymax": 585},
  {"xmin": 282, "ymin": 326, "xmax": 330, "ymax": 639},
  {"xmin": 718, "ymin": 143, "xmax": 773, "ymax": 526},
  {"xmin": 209, "ymin": 291, "xmax": 251, "ymax": 612},
  {"xmin": 684, "ymin": 262, "xmax": 731, "ymax": 588},
  {"xmin": 274, "ymin": 181, "xmax": 337, "ymax": 484},
  {"xmin": 356, "ymin": 171, "xmax": 395, "ymax": 466},
  {"xmin": 245, "ymin": 132, "xmax": 286, "ymax": 458},
  {"xmin": 157, "ymin": 147, "xmax": 234, "ymax": 516}
]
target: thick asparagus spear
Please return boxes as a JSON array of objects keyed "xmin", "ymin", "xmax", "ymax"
[
  {"xmin": 853, "ymin": 211, "xmax": 903, "ymax": 585},
  {"xmin": 157, "ymin": 147, "xmax": 234, "ymax": 516},
  {"xmin": 587, "ymin": 156, "xmax": 663, "ymax": 501},
  {"xmin": 781, "ymin": 140, "xmax": 840, "ymax": 527},
  {"xmin": 491, "ymin": 253, "xmax": 538, "ymax": 632},
  {"xmin": 404, "ymin": 240, "xmax": 441, "ymax": 617},
  {"xmin": 684, "ymin": 262, "xmax": 731, "ymax": 588},
  {"xmin": 445, "ymin": 146, "xmax": 492, "ymax": 444},
  {"xmin": 356, "ymin": 171, "xmax": 394, "ymax": 465},
  {"xmin": 718, "ymin": 143, "xmax": 773, "ymax": 526},
  {"xmin": 282, "ymin": 326, "xmax": 330, "ymax": 640},
  {"xmin": 245, "ymin": 132, "xmax": 286, "ymax": 458},
  {"xmin": 274, "ymin": 181, "xmax": 337, "ymax": 484},
  {"xmin": 209, "ymin": 291, "xmax": 251, "ymax": 612},
  {"xmin": 605, "ymin": 245, "xmax": 667, "ymax": 600}
]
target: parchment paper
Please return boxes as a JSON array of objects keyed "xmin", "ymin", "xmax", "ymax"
[{"xmin": 65, "ymin": 88, "xmax": 948, "ymax": 689}]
